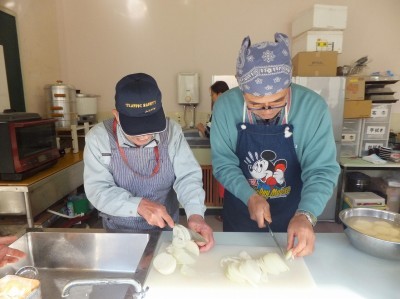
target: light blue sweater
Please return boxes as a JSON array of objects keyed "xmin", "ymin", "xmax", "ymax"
[
  {"xmin": 84, "ymin": 119, "xmax": 206, "ymax": 219},
  {"xmin": 210, "ymin": 84, "xmax": 340, "ymax": 217}
]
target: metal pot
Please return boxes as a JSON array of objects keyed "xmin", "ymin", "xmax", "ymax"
[
  {"xmin": 44, "ymin": 80, "xmax": 77, "ymax": 128},
  {"xmin": 339, "ymin": 208, "xmax": 400, "ymax": 260}
]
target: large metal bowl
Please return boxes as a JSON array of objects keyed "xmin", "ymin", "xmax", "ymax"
[{"xmin": 339, "ymin": 208, "xmax": 400, "ymax": 260}]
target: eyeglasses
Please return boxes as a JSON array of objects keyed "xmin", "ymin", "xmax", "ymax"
[
  {"xmin": 246, "ymin": 102, "xmax": 287, "ymax": 111},
  {"xmin": 245, "ymin": 91, "xmax": 288, "ymax": 111}
]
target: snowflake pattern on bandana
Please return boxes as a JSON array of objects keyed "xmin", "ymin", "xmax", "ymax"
[
  {"xmin": 255, "ymin": 78, "xmax": 263, "ymax": 85},
  {"xmin": 262, "ymin": 50, "xmax": 276, "ymax": 63},
  {"xmin": 236, "ymin": 33, "xmax": 292, "ymax": 96},
  {"xmin": 247, "ymin": 55, "xmax": 255, "ymax": 62}
]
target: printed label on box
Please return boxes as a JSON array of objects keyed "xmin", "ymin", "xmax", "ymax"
[
  {"xmin": 366, "ymin": 126, "xmax": 386, "ymax": 135},
  {"xmin": 371, "ymin": 107, "xmax": 389, "ymax": 118},
  {"xmin": 342, "ymin": 133, "xmax": 356, "ymax": 142},
  {"xmin": 315, "ymin": 39, "xmax": 334, "ymax": 51},
  {"xmin": 364, "ymin": 142, "xmax": 384, "ymax": 151}
]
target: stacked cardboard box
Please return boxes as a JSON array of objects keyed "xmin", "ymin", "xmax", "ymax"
[
  {"xmin": 291, "ymin": 4, "xmax": 347, "ymax": 77},
  {"xmin": 344, "ymin": 76, "xmax": 372, "ymax": 119}
]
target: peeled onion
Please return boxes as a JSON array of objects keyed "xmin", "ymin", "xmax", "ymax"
[
  {"xmin": 152, "ymin": 252, "xmax": 177, "ymax": 275},
  {"xmin": 221, "ymin": 251, "xmax": 290, "ymax": 285},
  {"xmin": 152, "ymin": 225, "xmax": 201, "ymax": 275}
]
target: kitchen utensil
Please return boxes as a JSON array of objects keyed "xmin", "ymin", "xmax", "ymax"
[
  {"xmin": 187, "ymin": 227, "xmax": 207, "ymax": 243},
  {"xmin": 44, "ymin": 80, "xmax": 78, "ymax": 128},
  {"xmin": 266, "ymin": 222, "xmax": 285, "ymax": 257},
  {"xmin": 339, "ymin": 208, "xmax": 400, "ymax": 260},
  {"xmin": 76, "ymin": 93, "xmax": 98, "ymax": 124}
]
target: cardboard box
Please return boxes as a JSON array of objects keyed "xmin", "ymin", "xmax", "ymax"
[
  {"xmin": 343, "ymin": 100, "xmax": 372, "ymax": 119},
  {"xmin": 345, "ymin": 76, "xmax": 365, "ymax": 100},
  {"xmin": 292, "ymin": 30, "xmax": 344, "ymax": 57},
  {"xmin": 292, "ymin": 51, "xmax": 338, "ymax": 76},
  {"xmin": 343, "ymin": 192, "xmax": 386, "ymax": 210},
  {"xmin": 292, "ymin": 4, "xmax": 348, "ymax": 37}
]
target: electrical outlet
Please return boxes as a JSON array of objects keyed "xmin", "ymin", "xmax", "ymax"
[{"xmin": 175, "ymin": 112, "xmax": 183, "ymax": 126}]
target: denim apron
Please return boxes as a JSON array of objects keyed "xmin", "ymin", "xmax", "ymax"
[
  {"xmin": 100, "ymin": 118, "xmax": 177, "ymax": 231},
  {"xmin": 223, "ymin": 93, "xmax": 303, "ymax": 232}
]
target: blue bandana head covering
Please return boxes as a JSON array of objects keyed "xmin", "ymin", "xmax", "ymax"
[{"xmin": 236, "ymin": 33, "xmax": 292, "ymax": 96}]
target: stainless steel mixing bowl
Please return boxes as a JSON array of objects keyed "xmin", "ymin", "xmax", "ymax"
[{"xmin": 339, "ymin": 208, "xmax": 400, "ymax": 260}]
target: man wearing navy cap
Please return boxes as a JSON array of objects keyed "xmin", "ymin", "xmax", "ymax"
[
  {"xmin": 211, "ymin": 33, "xmax": 340, "ymax": 257},
  {"xmin": 84, "ymin": 73, "xmax": 214, "ymax": 252}
]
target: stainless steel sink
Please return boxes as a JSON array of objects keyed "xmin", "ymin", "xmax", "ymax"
[
  {"xmin": 183, "ymin": 129, "xmax": 210, "ymax": 148},
  {"xmin": 0, "ymin": 229, "xmax": 160, "ymax": 299}
]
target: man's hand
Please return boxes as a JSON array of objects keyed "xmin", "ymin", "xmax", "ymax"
[
  {"xmin": 248, "ymin": 193, "xmax": 271, "ymax": 227},
  {"xmin": 286, "ymin": 214, "xmax": 315, "ymax": 257},
  {"xmin": 187, "ymin": 214, "xmax": 215, "ymax": 252},
  {"xmin": 137, "ymin": 198, "xmax": 175, "ymax": 229},
  {"xmin": 0, "ymin": 236, "xmax": 26, "ymax": 267}
]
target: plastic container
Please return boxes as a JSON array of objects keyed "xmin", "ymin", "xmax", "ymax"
[
  {"xmin": 66, "ymin": 201, "xmax": 75, "ymax": 217},
  {"xmin": 68, "ymin": 193, "xmax": 90, "ymax": 214},
  {"xmin": 386, "ymin": 187, "xmax": 400, "ymax": 213}
]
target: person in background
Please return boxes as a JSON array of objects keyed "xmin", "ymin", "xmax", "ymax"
[
  {"xmin": 196, "ymin": 81, "xmax": 229, "ymax": 138},
  {"xmin": 210, "ymin": 33, "xmax": 340, "ymax": 257},
  {"xmin": 84, "ymin": 73, "xmax": 214, "ymax": 252},
  {"xmin": 0, "ymin": 235, "xmax": 25, "ymax": 267},
  {"xmin": 196, "ymin": 80, "xmax": 229, "ymax": 221}
]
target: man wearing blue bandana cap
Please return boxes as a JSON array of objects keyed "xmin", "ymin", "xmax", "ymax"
[{"xmin": 211, "ymin": 33, "xmax": 340, "ymax": 257}]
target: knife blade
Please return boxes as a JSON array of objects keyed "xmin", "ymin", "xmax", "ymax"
[
  {"xmin": 266, "ymin": 222, "xmax": 285, "ymax": 257},
  {"xmin": 176, "ymin": 224, "xmax": 208, "ymax": 243},
  {"xmin": 187, "ymin": 228, "xmax": 208, "ymax": 244}
]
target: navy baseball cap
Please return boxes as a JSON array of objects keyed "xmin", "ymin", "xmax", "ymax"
[{"xmin": 115, "ymin": 73, "xmax": 166, "ymax": 136}]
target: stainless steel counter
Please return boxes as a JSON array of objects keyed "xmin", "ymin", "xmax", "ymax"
[
  {"xmin": 0, "ymin": 152, "xmax": 84, "ymax": 227},
  {"xmin": 2, "ymin": 230, "xmax": 398, "ymax": 298}
]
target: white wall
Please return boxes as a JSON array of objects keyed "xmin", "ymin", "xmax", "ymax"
[{"xmin": 1, "ymin": 0, "xmax": 400, "ymax": 129}]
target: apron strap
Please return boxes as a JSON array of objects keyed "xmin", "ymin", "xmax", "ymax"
[{"xmin": 112, "ymin": 118, "xmax": 160, "ymax": 177}]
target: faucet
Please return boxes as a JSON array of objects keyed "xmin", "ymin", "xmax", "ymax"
[{"xmin": 61, "ymin": 278, "xmax": 148, "ymax": 298}]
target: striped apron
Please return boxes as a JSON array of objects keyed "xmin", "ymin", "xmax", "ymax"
[{"xmin": 100, "ymin": 118, "xmax": 177, "ymax": 231}]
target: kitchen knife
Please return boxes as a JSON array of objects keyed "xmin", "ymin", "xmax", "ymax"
[
  {"xmin": 267, "ymin": 222, "xmax": 285, "ymax": 257},
  {"xmin": 188, "ymin": 228, "xmax": 208, "ymax": 244},
  {"xmin": 176, "ymin": 224, "xmax": 208, "ymax": 243}
]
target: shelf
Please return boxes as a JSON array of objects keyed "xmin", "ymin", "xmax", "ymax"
[
  {"xmin": 56, "ymin": 122, "xmax": 94, "ymax": 153},
  {"xmin": 56, "ymin": 123, "xmax": 95, "ymax": 132},
  {"xmin": 364, "ymin": 75, "xmax": 399, "ymax": 85}
]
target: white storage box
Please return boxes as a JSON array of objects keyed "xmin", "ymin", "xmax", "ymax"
[
  {"xmin": 344, "ymin": 192, "xmax": 385, "ymax": 208},
  {"xmin": 341, "ymin": 119, "xmax": 362, "ymax": 157},
  {"xmin": 292, "ymin": 4, "xmax": 348, "ymax": 37},
  {"xmin": 362, "ymin": 121, "xmax": 390, "ymax": 140},
  {"xmin": 341, "ymin": 143, "xmax": 360, "ymax": 158},
  {"xmin": 359, "ymin": 140, "xmax": 387, "ymax": 157},
  {"xmin": 292, "ymin": 30, "xmax": 344, "ymax": 57},
  {"xmin": 342, "ymin": 119, "xmax": 362, "ymax": 134},
  {"xmin": 369, "ymin": 103, "xmax": 392, "ymax": 122}
]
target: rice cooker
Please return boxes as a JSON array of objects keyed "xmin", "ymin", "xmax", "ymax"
[{"xmin": 76, "ymin": 93, "xmax": 99, "ymax": 124}]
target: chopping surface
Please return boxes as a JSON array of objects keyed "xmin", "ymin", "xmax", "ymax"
[{"xmin": 145, "ymin": 243, "xmax": 316, "ymax": 298}]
